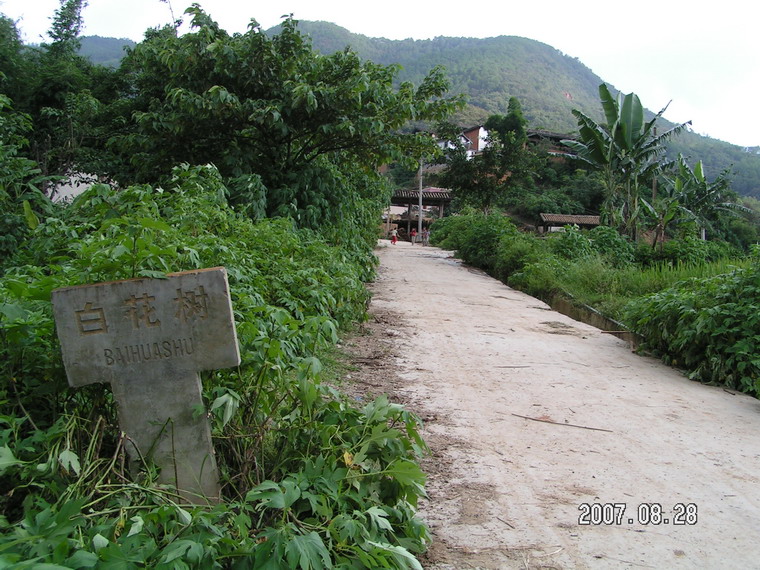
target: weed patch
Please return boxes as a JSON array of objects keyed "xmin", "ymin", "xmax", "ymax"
[{"xmin": 0, "ymin": 167, "xmax": 429, "ymax": 567}]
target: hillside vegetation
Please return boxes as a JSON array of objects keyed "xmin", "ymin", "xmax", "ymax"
[
  {"xmin": 296, "ymin": 23, "xmax": 606, "ymax": 132},
  {"xmin": 1, "ymin": 4, "xmax": 758, "ymax": 566},
  {"xmin": 78, "ymin": 35, "xmax": 135, "ymax": 67},
  {"xmin": 292, "ymin": 21, "xmax": 760, "ymax": 198},
  {"xmin": 78, "ymin": 24, "xmax": 760, "ymax": 197}
]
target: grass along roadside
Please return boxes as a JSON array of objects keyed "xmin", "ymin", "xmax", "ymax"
[{"xmin": 430, "ymin": 211, "xmax": 759, "ymax": 396}]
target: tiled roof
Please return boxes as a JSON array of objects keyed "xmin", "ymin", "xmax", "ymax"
[
  {"xmin": 539, "ymin": 213, "xmax": 600, "ymax": 225},
  {"xmin": 393, "ymin": 189, "xmax": 453, "ymax": 201}
]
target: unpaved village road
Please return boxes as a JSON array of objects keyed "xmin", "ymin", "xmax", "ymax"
[{"xmin": 342, "ymin": 240, "xmax": 760, "ymax": 569}]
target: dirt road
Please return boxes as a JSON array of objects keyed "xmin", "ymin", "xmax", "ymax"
[{"xmin": 343, "ymin": 240, "xmax": 760, "ymax": 569}]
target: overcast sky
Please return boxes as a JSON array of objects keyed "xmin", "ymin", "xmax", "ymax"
[{"xmin": 2, "ymin": 0, "xmax": 757, "ymax": 147}]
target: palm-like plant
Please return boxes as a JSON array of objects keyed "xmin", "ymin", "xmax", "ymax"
[
  {"xmin": 641, "ymin": 156, "xmax": 748, "ymax": 248},
  {"xmin": 640, "ymin": 184, "xmax": 687, "ymax": 250},
  {"xmin": 667, "ymin": 155, "xmax": 747, "ymax": 239},
  {"xmin": 562, "ymin": 84, "xmax": 691, "ymax": 239}
]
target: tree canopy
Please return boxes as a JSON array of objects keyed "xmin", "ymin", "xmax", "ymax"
[
  {"xmin": 439, "ymin": 97, "xmax": 535, "ymax": 213},
  {"xmin": 0, "ymin": 5, "xmax": 463, "ymax": 233},
  {"xmin": 94, "ymin": 7, "xmax": 464, "ymax": 227}
]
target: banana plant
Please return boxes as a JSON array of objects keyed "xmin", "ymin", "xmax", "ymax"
[
  {"xmin": 562, "ymin": 84, "xmax": 691, "ymax": 239},
  {"xmin": 640, "ymin": 193, "xmax": 683, "ymax": 250},
  {"xmin": 641, "ymin": 155, "xmax": 748, "ymax": 247},
  {"xmin": 667, "ymin": 155, "xmax": 747, "ymax": 240}
]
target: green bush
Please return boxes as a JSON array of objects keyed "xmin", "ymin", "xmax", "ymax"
[
  {"xmin": 0, "ymin": 95, "xmax": 51, "ymax": 264},
  {"xmin": 0, "ymin": 166, "xmax": 429, "ymax": 568},
  {"xmin": 457, "ymin": 213, "xmax": 520, "ymax": 272},
  {"xmin": 507, "ymin": 254, "xmax": 565, "ymax": 299},
  {"xmin": 588, "ymin": 225, "xmax": 635, "ymax": 267},
  {"xmin": 430, "ymin": 210, "xmax": 522, "ymax": 274},
  {"xmin": 493, "ymin": 233, "xmax": 545, "ymax": 282},
  {"xmin": 546, "ymin": 225, "xmax": 594, "ymax": 260},
  {"xmin": 624, "ymin": 265, "xmax": 760, "ymax": 396},
  {"xmin": 429, "ymin": 213, "xmax": 472, "ymax": 251}
]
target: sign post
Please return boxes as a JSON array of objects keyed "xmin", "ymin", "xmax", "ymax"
[{"xmin": 52, "ymin": 267, "xmax": 240, "ymax": 504}]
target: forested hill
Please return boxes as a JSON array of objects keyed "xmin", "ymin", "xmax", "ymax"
[
  {"xmin": 284, "ymin": 21, "xmax": 760, "ymax": 198},
  {"xmin": 79, "ymin": 35, "xmax": 135, "ymax": 67},
  {"xmin": 292, "ymin": 22, "xmax": 605, "ymax": 133},
  {"xmin": 79, "ymin": 27, "xmax": 760, "ymax": 197}
]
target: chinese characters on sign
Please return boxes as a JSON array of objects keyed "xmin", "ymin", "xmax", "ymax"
[
  {"xmin": 76, "ymin": 285, "xmax": 210, "ymax": 335},
  {"xmin": 71, "ymin": 286, "xmax": 213, "ymax": 367},
  {"xmin": 52, "ymin": 267, "xmax": 240, "ymax": 504},
  {"xmin": 174, "ymin": 286, "xmax": 209, "ymax": 322},
  {"xmin": 75, "ymin": 302, "xmax": 108, "ymax": 335},
  {"xmin": 124, "ymin": 293, "xmax": 161, "ymax": 329}
]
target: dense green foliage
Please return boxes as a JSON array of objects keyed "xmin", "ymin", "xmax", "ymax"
[
  {"xmin": 0, "ymin": 94, "xmax": 49, "ymax": 260},
  {"xmin": 100, "ymin": 9, "xmax": 460, "ymax": 226},
  {"xmin": 295, "ymin": 22, "xmax": 760, "ymax": 199},
  {"xmin": 642, "ymin": 155, "xmax": 746, "ymax": 246},
  {"xmin": 0, "ymin": 5, "xmax": 466, "ymax": 566},
  {"xmin": 430, "ymin": 211, "xmax": 757, "ymax": 397},
  {"xmin": 0, "ymin": 168, "xmax": 430, "ymax": 567},
  {"xmin": 625, "ymin": 260, "xmax": 760, "ymax": 396},
  {"xmin": 0, "ymin": 5, "xmax": 125, "ymax": 185},
  {"xmin": 70, "ymin": 21, "xmax": 760, "ymax": 198}
]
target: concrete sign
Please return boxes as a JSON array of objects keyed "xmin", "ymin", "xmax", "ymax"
[{"xmin": 52, "ymin": 267, "xmax": 240, "ymax": 504}]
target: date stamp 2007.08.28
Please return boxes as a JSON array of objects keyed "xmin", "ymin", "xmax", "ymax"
[{"xmin": 578, "ymin": 502, "xmax": 698, "ymax": 526}]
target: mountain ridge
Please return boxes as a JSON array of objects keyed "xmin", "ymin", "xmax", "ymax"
[
  {"xmin": 78, "ymin": 26, "xmax": 760, "ymax": 197},
  {"xmin": 285, "ymin": 21, "xmax": 760, "ymax": 198}
]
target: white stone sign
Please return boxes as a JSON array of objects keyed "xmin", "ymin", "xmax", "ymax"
[{"xmin": 51, "ymin": 267, "xmax": 240, "ymax": 503}]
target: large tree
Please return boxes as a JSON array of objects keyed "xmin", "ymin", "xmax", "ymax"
[
  {"xmin": 440, "ymin": 97, "xmax": 535, "ymax": 213},
  {"xmin": 103, "ymin": 7, "xmax": 463, "ymax": 227}
]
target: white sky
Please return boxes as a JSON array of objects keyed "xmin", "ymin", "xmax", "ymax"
[{"xmin": 2, "ymin": 0, "xmax": 757, "ymax": 147}]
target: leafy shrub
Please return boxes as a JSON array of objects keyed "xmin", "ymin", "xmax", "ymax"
[
  {"xmin": 0, "ymin": 95, "xmax": 51, "ymax": 265},
  {"xmin": 430, "ymin": 210, "xmax": 522, "ymax": 274},
  {"xmin": 456, "ymin": 213, "xmax": 520, "ymax": 272},
  {"xmin": 507, "ymin": 254, "xmax": 565, "ymax": 299},
  {"xmin": 546, "ymin": 225, "xmax": 594, "ymax": 260},
  {"xmin": 624, "ymin": 265, "xmax": 760, "ymax": 396},
  {"xmin": 588, "ymin": 225, "xmax": 635, "ymax": 267},
  {"xmin": 429, "ymin": 209, "xmax": 477, "ymax": 251},
  {"xmin": 493, "ymin": 233, "xmax": 545, "ymax": 282},
  {"xmin": 0, "ymin": 166, "xmax": 429, "ymax": 567}
]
